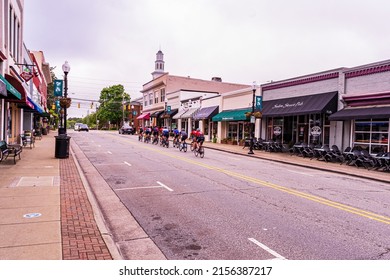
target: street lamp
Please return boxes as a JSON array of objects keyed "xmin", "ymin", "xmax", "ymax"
[
  {"xmin": 62, "ymin": 61, "xmax": 70, "ymax": 134},
  {"xmin": 248, "ymin": 81, "xmax": 256, "ymax": 155}
]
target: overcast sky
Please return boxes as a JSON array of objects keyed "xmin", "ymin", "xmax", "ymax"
[{"xmin": 24, "ymin": 0, "xmax": 390, "ymax": 117}]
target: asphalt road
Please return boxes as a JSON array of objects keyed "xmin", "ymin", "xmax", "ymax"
[{"xmin": 70, "ymin": 130, "xmax": 390, "ymax": 260}]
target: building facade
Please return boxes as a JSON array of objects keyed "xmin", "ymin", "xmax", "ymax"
[
  {"xmin": 0, "ymin": 0, "xmax": 51, "ymax": 143},
  {"xmin": 139, "ymin": 50, "xmax": 249, "ymax": 136}
]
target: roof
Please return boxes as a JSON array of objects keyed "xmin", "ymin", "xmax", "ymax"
[{"xmin": 142, "ymin": 73, "xmax": 249, "ymax": 94}]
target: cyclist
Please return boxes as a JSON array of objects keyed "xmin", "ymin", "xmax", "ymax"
[
  {"xmin": 138, "ymin": 127, "xmax": 144, "ymax": 141},
  {"xmin": 180, "ymin": 128, "xmax": 188, "ymax": 144},
  {"xmin": 161, "ymin": 127, "xmax": 170, "ymax": 147},
  {"xmin": 144, "ymin": 126, "xmax": 151, "ymax": 142},
  {"xmin": 194, "ymin": 128, "xmax": 204, "ymax": 152},
  {"xmin": 179, "ymin": 128, "xmax": 188, "ymax": 151},
  {"xmin": 152, "ymin": 126, "xmax": 159, "ymax": 143},
  {"xmin": 173, "ymin": 127, "xmax": 180, "ymax": 146}
]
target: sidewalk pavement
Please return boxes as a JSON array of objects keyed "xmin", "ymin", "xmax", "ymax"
[{"xmin": 0, "ymin": 133, "xmax": 388, "ymax": 260}]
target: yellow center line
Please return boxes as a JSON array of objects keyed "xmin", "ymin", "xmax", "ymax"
[{"xmin": 108, "ymin": 134, "xmax": 390, "ymax": 225}]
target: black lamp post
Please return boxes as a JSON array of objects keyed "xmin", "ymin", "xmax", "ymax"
[
  {"xmin": 62, "ymin": 61, "xmax": 70, "ymax": 134},
  {"xmin": 248, "ymin": 82, "xmax": 256, "ymax": 155}
]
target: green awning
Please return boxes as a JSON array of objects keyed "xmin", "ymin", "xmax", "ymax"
[
  {"xmin": 212, "ymin": 108, "xmax": 250, "ymax": 122},
  {"xmin": 0, "ymin": 74, "xmax": 22, "ymax": 99}
]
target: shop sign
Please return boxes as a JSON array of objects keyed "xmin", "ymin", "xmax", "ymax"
[
  {"xmin": 310, "ymin": 126, "xmax": 322, "ymax": 136},
  {"xmin": 272, "ymin": 101, "xmax": 304, "ymax": 110},
  {"xmin": 20, "ymin": 71, "xmax": 34, "ymax": 82},
  {"xmin": 274, "ymin": 126, "xmax": 282, "ymax": 136}
]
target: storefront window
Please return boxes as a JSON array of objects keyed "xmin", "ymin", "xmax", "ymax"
[
  {"xmin": 354, "ymin": 119, "xmax": 389, "ymax": 153},
  {"xmin": 227, "ymin": 123, "xmax": 237, "ymax": 139},
  {"xmin": 204, "ymin": 121, "xmax": 209, "ymax": 136}
]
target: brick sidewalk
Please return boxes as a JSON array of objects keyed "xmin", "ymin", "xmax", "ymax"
[{"xmin": 60, "ymin": 154, "xmax": 112, "ymax": 260}]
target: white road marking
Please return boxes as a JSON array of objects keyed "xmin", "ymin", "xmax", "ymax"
[
  {"xmin": 248, "ymin": 238, "xmax": 287, "ymax": 260},
  {"xmin": 124, "ymin": 161, "xmax": 132, "ymax": 166},
  {"xmin": 107, "ymin": 151, "xmax": 112, "ymax": 154},
  {"xmin": 287, "ymin": 170, "xmax": 314, "ymax": 176},
  {"xmin": 157, "ymin": 181, "xmax": 174, "ymax": 192},
  {"xmin": 116, "ymin": 181, "xmax": 173, "ymax": 192}
]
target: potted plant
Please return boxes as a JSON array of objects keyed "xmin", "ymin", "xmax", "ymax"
[
  {"xmin": 221, "ymin": 138, "xmax": 228, "ymax": 144},
  {"xmin": 212, "ymin": 135, "xmax": 217, "ymax": 143},
  {"xmin": 60, "ymin": 97, "xmax": 72, "ymax": 108}
]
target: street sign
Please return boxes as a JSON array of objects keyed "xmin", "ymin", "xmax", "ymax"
[
  {"xmin": 54, "ymin": 80, "xmax": 63, "ymax": 97},
  {"xmin": 255, "ymin": 96, "xmax": 262, "ymax": 110}
]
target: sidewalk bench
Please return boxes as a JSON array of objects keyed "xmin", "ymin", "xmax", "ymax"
[{"xmin": 0, "ymin": 141, "xmax": 22, "ymax": 164}]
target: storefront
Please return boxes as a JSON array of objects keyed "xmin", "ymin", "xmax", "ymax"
[
  {"xmin": 0, "ymin": 74, "xmax": 23, "ymax": 143},
  {"xmin": 150, "ymin": 110, "xmax": 164, "ymax": 127},
  {"xmin": 160, "ymin": 108, "xmax": 178, "ymax": 129},
  {"xmin": 262, "ymin": 92, "xmax": 338, "ymax": 146},
  {"xmin": 329, "ymin": 106, "xmax": 390, "ymax": 153},
  {"xmin": 193, "ymin": 106, "xmax": 219, "ymax": 141},
  {"xmin": 136, "ymin": 112, "xmax": 151, "ymax": 128},
  {"xmin": 212, "ymin": 108, "xmax": 251, "ymax": 142}
]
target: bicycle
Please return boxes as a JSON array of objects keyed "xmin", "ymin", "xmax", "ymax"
[
  {"xmin": 194, "ymin": 145, "xmax": 204, "ymax": 158},
  {"xmin": 179, "ymin": 141, "xmax": 187, "ymax": 152},
  {"xmin": 190, "ymin": 139, "xmax": 196, "ymax": 152},
  {"xmin": 144, "ymin": 135, "xmax": 151, "ymax": 143},
  {"xmin": 173, "ymin": 137, "xmax": 180, "ymax": 148},
  {"xmin": 138, "ymin": 134, "xmax": 143, "ymax": 142},
  {"xmin": 152, "ymin": 135, "xmax": 159, "ymax": 145},
  {"xmin": 161, "ymin": 136, "xmax": 169, "ymax": 148}
]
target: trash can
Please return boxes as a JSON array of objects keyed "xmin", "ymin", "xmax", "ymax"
[{"xmin": 55, "ymin": 135, "xmax": 71, "ymax": 158}]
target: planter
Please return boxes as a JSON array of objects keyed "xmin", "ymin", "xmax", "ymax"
[{"xmin": 60, "ymin": 98, "xmax": 72, "ymax": 108}]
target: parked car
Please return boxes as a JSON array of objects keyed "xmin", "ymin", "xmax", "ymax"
[
  {"xmin": 78, "ymin": 124, "xmax": 89, "ymax": 132},
  {"xmin": 119, "ymin": 125, "xmax": 134, "ymax": 135},
  {"xmin": 74, "ymin": 123, "xmax": 83, "ymax": 131}
]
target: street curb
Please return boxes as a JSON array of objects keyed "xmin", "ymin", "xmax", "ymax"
[
  {"xmin": 70, "ymin": 139, "xmax": 167, "ymax": 260},
  {"xmin": 70, "ymin": 144, "xmax": 123, "ymax": 260}
]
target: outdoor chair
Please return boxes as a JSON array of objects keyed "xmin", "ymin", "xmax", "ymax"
[
  {"xmin": 20, "ymin": 132, "xmax": 35, "ymax": 149},
  {"xmin": 324, "ymin": 145, "xmax": 344, "ymax": 163}
]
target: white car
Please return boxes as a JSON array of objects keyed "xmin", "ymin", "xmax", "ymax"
[{"xmin": 74, "ymin": 123, "xmax": 83, "ymax": 131}]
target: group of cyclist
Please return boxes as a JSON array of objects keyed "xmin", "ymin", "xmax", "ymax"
[{"xmin": 138, "ymin": 125, "xmax": 205, "ymax": 154}]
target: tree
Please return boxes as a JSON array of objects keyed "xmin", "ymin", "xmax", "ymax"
[{"xmin": 97, "ymin": 84, "xmax": 130, "ymax": 128}]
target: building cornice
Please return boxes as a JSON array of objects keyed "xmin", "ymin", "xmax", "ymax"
[
  {"xmin": 262, "ymin": 72, "xmax": 340, "ymax": 91},
  {"xmin": 344, "ymin": 62, "xmax": 390, "ymax": 78}
]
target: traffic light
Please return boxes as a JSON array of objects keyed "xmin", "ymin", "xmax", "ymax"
[{"xmin": 52, "ymin": 104, "xmax": 55, "ymax": 110}]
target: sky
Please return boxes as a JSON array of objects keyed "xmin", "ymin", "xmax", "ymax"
[{"xmin": 23, "ymin": 0, "xmax": 390, "ymax": 117}]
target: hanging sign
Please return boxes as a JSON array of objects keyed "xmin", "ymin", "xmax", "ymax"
[
  {"xmin": 20, "ymin": 71, "xmax": 34, "ymax": 82},
  {"xmin": 54, "ymin": 80, "xmax": 64, "ymax": 97},
  {"xmin": 255, "ymin": 96, "xmax": 263, "ymax": 110}
]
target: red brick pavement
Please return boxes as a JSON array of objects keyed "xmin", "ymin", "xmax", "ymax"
[{"xmin": 60, "ymin": 154, "xmax": 112, "ymax": 260}]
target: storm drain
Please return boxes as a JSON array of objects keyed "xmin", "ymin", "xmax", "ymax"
[{"xmin": 15, "ymin": 176, "xmax": 60, "ymax": 187}]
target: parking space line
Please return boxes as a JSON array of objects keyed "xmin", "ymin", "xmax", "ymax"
[
  {"xmin": 116, "ymin": 181, "xmax": 173, "ymax": 192},
  {"xmin": 124, "ymin": 161, "xmax": 132, "ymax": 167},
  {"xmin": 157, "ymin": 181, "xmax": 173, "ymax": 192},
  {"xmin": 248, "ymin": 238, "xmax": 286, "ymax": 260}
]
